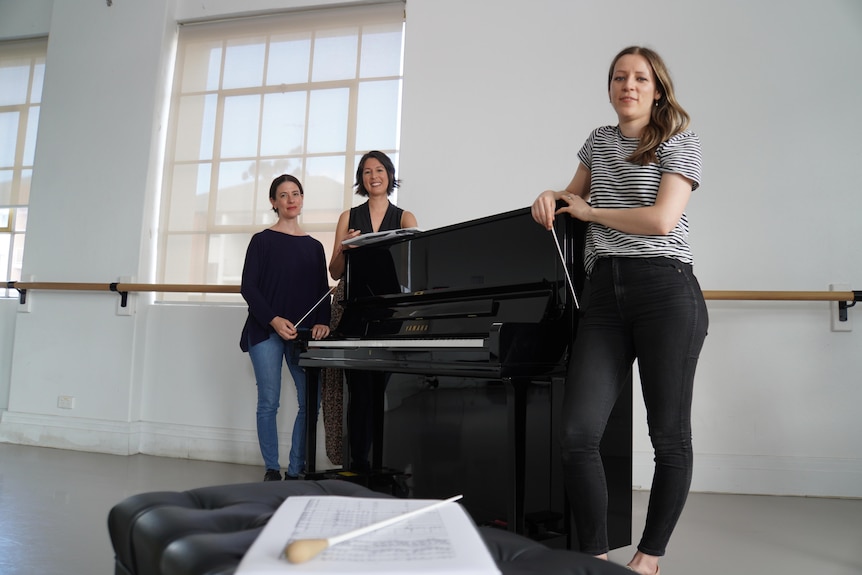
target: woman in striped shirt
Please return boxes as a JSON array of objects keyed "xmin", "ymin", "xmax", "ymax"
[{"xmin": 532, "ymin": 46, "xmax": 709, "ymax": 575}]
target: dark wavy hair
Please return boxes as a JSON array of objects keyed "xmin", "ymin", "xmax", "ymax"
[
  {"xmin": 608, "ymin": 46, "xmax": 691, "ymax": 165},
  {"xmin": 353, "ymin": 150, "xmax": 400, "ymax": 197},
  {"xmin": 269, "ymin": 174, "xmax": 304, "ymax": 213}
]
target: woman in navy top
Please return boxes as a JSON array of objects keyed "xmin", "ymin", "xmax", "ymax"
[{"xmin": 240, "ymin": 174, "xmax": 331, "ymax": 481}]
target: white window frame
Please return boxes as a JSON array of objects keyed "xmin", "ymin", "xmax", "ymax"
[
  {"xmin": 157, "ymin": 2, "xmax": 405, "ymax": 303},
  {"xmin": 0, "ymin": 38, "xmax": 46, "ymax": 298}
]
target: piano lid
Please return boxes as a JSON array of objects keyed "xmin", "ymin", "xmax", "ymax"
[
  {"xmin": 332, "ymin": 207, "xmax": 585, "ymax": 341},
  {"xmin": 343, "ymin": 206, "xmax": 583, "ymax": 303}
]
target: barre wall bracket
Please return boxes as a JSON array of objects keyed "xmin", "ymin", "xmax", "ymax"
[
  {"xmin": 109, "ymin": 282, "xmax": 129, "ymax": 307},
  {"xmin": 838, "ymin": 291, "xmax": 861, "ymax": 322},
  {"xmin": 7, "ymin": 281, "xmax": 26, "ymax": 305}
]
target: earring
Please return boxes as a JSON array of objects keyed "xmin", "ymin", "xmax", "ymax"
[{"xmin": 655, "ymin": 100, "xmax": 659, "ymax": 107}]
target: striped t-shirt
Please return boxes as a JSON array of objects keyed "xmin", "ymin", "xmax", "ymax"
[{"xmin": 577, "ymin": 125, "xmax": 702, "ymax": 275}]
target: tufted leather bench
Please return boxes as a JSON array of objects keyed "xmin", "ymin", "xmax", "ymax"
[{"xmin": 107, "ymin": 479, "xmax": 631, "ymax": 575}]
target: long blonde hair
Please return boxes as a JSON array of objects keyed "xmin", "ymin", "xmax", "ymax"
[{"xmin": 608, "ymin": 46, "xmax": 690, "ymax": 165}]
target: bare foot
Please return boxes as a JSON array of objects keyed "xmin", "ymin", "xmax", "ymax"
[{"xmin": 626, "ymin": 551, "xmax": 659, "ymax": 574}]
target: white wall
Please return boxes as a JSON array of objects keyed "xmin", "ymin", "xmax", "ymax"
[{"xmin": 1, "ymin": 0, "xmax": 860, "ymax": 497}]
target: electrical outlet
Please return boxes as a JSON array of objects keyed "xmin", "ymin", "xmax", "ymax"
[
  {"xmin": 57, "ymin": 395, "xmax": 75, "ymax": 409},
  {"xmin": 830, "ymin": 283, "xmax": 852, "ymax": 332}
]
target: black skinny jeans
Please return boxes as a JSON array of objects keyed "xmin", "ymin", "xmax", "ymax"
[{"xmin": 561, "ymin": 256, "xmax": 708, "ymax": 556}]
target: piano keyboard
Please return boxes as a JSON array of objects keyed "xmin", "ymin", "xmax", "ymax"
[{"xmin": 308, "ymin": 338, "xmax": 485, "ymax": 348}]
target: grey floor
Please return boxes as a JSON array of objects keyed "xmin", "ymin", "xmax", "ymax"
[{"xmin": 0, "ymin": 442, "xmax": 860, "ymax": 575}]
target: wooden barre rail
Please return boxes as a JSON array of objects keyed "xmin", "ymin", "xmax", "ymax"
[{"xmin": 5, "ymin": 281, "xmax": 860, "ymax": 319}]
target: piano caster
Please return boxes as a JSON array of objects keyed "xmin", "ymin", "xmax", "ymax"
[
  {"xmin": 422, "ymin": 376, "xmax": 439, "ymax": 389},
  {"xmin": 524, "ymin": 510, "xmax": 566, "ymax": 542},
  {"xmin": 306, "ymin": 467, "xmax": 412, "ymax": 498}
]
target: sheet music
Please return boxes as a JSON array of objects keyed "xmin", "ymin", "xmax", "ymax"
[
  {"xmin": 341, "ymin": 227, "xmax": 423, "ymax": 247},
  {"xmin": 236, "ymin": 496, "xmax": 500, "ymax": 574}
]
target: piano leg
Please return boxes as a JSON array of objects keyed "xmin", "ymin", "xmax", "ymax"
[
  {"xmin": 504, "ymin": 377, "xmax": 527, "ymax": 535},
  {"xmin": 304, "ymin": 366, "xmax": 320, "ymax": 474},
  {"xmin": 371, "ymin": 376, "xmax": 386, "ymax": 470}
]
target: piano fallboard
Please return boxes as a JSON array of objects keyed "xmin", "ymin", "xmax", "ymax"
[{"xmin": 302, "ymin": 206, "xmax": 585, "ymax": 375}]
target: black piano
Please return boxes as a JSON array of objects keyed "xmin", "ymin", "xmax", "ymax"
[{"xmin": 300, "ymin": 206, "xmax": 631, "ymax": 549}]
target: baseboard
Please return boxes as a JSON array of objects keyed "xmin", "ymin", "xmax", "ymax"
[
  {"xmin": 0, "ymin": 410, "xmax": 137, "ymax": 455},
  {"xmin": 2, "ymin": 412, "xmax": 858, "ymax": 497},
  {"xmin": 633, "ymin": 450, "xmax": 862, "ymax": 498},
  {"xmin": 0, "ymin": 411, "xmax": 333, "ymax": 468}
]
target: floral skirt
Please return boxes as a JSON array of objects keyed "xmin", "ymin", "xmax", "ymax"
[{"xmin": 321, "ymin": 280, "xmax": 345, "ymax": 466}]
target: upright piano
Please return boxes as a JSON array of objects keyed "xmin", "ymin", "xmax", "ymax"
[{"xmin": 300, "ymin": 206, "xmax": 632, "ymax": 549}]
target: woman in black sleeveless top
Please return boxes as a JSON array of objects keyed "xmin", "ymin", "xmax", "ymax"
[{"xmin": 326, "ymin": 151, "xmax": 417, "ymax": 471}]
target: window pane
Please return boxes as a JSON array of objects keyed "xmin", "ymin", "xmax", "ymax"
[
  {"xmin": 175, "ymin": 94, "xmax": 217, "ymax": 162},
  {"xmin": 260, "ymin": 91, "xmax": 306, "ymax": 157},
  {"xmin": 356, "ymin": 80, "xmax": 400, "ymax": 151},
  {"xmin": 31, "ymin": 62, "xmax": 44, "ymax": 104},
  {"xmin": 360, "ymin": 23, "xmax": 403, "ymax": 78},
  {"xmin": 0, "ymin": 170, "xmax": 10, "ymax": 204},
  {"xmin": 208, "ymin": 233, "xmax": 248, "ymax": 284},
  {"xmin": 168, "ymin": 163, "xmax": 211, "ymax": 232},
  {"xmin": 215, "ymin": 160, "xmax": 258, "ymax": 226},
  {"xmin": 0, "ymin": 65, "xmax": 29, "ymax": 105},
  {"xmin": 307, "ymin": 88, "xmax": 348, "ymax": 153},
  {"xmin": 23, "ymin": 106, "xmax": 39, "ymax": 165},
  {"xmin": 19, "ymin": 170, "xmax": 31, "ymax": 204},
  {"xmin": 0, "ymin": 208, "xmax": 8, "ymax": 229},
  {"xmin": 221, "ymin": 94, "xmax": 261, "ymax": 158},
  {"xmin": 258, "ymin": 157, "xmax": 302, "ymax": 189},
  {"xmin": 223, "ymin": 38, "xmax": 266, "ymax": 90},
  {"xmin": 14, "ymin": 206, "xmax": 27, "ymax": 232},
  {"xmin": 0, "ymin": 233, "xmax": 9, "ymax": 281},
  {"xmin": 303, "ymin": 155, "xmax": 346, "ymax": 224},
  {"xmin": 267, "ymin": 34, "xmax": 311, "ymax": 85},
  {"xmin": 315, "ymin": 230, "xmax": 335, "ymax": 271},
  {"xmin": 10, "ymin": 232, "xmax": 24, "ymax": 280},
  {"xmin": 164, "ymin": 233, "xmax": 206, "ymax": 284},
  {"xmin": 311, "ymin": 28, "xmax": 358, "ymax": 82},
  {"xmin": 0, "ymin": 112, "xmax": 19, "ymax": 167},
  {"xmin": 180, "ymin": 40, "xmax": 223, "ymax": 93}
]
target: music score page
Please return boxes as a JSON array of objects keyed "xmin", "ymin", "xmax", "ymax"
[{"xmin": 236, "ymin": 495, "xmax": 501, "ymax": 574}]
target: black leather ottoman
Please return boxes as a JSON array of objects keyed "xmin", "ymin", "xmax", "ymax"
[{"xmin": 107, "ymin": 479, "xmax": 630, "ymax": 575}]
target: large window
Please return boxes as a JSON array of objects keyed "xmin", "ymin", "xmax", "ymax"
[
  {"xmin": 0, "ymin": 38, "xmax": 45, "ymax": 298},
  {"xmin": 158, "ymin": 3, "xmax": 405, "ymax": 302}
]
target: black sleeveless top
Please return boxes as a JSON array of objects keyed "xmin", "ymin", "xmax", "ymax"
[{"xmin": 347, "ymin": 201, "xmax": 404, "ymax": 234}]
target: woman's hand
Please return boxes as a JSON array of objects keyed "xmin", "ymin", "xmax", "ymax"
[
  {"xmin": 531, "ymin": 190, "xmax": 561, "ymax": 230},
  {"xmin": 310, "ymin": 324, "xmax": 330, "ymax": 340},
  {"xmin": 270, "ymin": 316, "xmax": 298, "ymax": 340},
  {"xmin": 329, "ymin": 213, "xmax": 362, "ymax": 280},
  {"xmin": 533, "ymin": 164, "xmax": 591, "ymax": 229},
  {"xmin": 343, "ymin": 228, "xmax": 361, "ymax": 244},
  {"xmin": 558, "ymin": 193, "xmax": 592, "ymax": 222}
]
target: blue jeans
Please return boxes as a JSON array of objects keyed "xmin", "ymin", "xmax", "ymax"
[
  {"xmin": 248, "ymin": 333, "xmax": 319, "ymax": 477},
  {"xmin": 562, "ymin": 257, "xmax": 708, "ymax": 556}
]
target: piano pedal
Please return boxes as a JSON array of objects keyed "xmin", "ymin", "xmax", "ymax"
[
  {"xmin": 524, "ymin": 510, "xmax": 565, "ymax": 540},
  {"xmin": 483, "ymin": 518, "xmax": 508, "ymax": 530},
  {"xmin": 307, "ymin": 467, "xmax": 412, "ymax": 498}
]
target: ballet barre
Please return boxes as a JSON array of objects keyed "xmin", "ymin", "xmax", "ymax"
[{"xmin": 4, "ymin": 281, "xmax": 860, "ymax": 320}]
